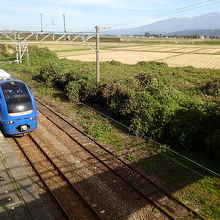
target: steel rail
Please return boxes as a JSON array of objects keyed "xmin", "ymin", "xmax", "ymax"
[
  {"xmin": 14, "ymin": 134, "xmax": 102, "ymax": 219},
  {"xmin": 36, "ymin": 99, "xmax": 178, "ymax": 220},
  {"xmin": 27, "ymin": 133, "xmax": 102, "ymax": 220},
  {"xmin": 36, "ymin": 97, "xmax": 206, "ymax": 220},
  {"xmin": 13, "ymin": 137, "xmax": 71, "ymax": 220}
]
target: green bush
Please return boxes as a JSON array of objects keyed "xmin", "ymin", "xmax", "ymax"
[
  {"xmin": 0, "ymin": 44, "xmax": 16, "ymax": 61},
  {"xmin": 22, "ymin": 46, "xmax": 220, "ymax": 159},
  {"xmin": 106, "ymin": 60, "xmax": 122, "ymax": 66},
  {"xmin": 28, "ymin": 46, "xmax": 58, "ymax": 65},
  {"xmin": 201, "ymin": 78, "xmax": 220, "ymax": 97},
  {"xmin": 102, "ymin": 80, "xmax": 131, "ymax": 114},
  {"xmin": 39, "ymin": 62, "xmax": 65, "ymax": 86},
  {"xmin": 66, "ymin": 81, "xmax": 79, "ymax": 103},
  {"xmin": 162, "ymin": 104, "xmax": 220, "ymax": 159}
]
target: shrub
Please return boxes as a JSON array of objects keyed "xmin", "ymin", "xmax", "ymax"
[
  {"xmin": 39, "ymin": 62, "xmax": 66, "ymax": 86},
  {"xmin": 66, "ymin": 81, "xmax": 79, "ymax": 103},
  {"xmin": 28, "ymin": 46, "xmax": 58, "ymax": 65},
  {"xmin": 162, "ymin": 103, "xmax": 220, "ymax": 158},
  {"xmin": 22, "ymin": 46, "xmax": 220, "ymax": 160},
  {"xmin": 201, "ymin": 79, "xmax": 220, "ymax": 97},
  {"xmin": 0, "ymin": 45, "xmax": 9, "ymax": 57},
  {"xmin": 106, "ymin": 60, "xmax": 122, "ymax": 66},
  {"xmin": 102, "ymin": 80, "xmax": 131, "ymax": 114},
  {"xmin": 0, "ymin": 44, "xmax": 16, "ymax": 60},
  {"xmin": 135, "ymin": 73, "xmax": 152, "ymax": 86}
]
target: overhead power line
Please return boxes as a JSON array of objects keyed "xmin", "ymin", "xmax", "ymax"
[
  {"xmin": 139, "ymin": 0, "xmax": 213, "ymax": 19},
  {"xmin": 109, "ymin": 0, "xmax": 218, "ymax": 29}
]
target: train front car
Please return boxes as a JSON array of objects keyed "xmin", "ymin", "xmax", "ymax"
[{"xmin": 0, "ymin": 79, "xmax": 38, "ymax": 135}]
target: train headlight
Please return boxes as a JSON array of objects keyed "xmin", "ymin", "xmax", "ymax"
[
  {"xmin": 17, "ymin": 105, "xmax": 25, "ymax": 111},
  {"xmin": 30, "ymin": 117, "xmax": 36, "ymax": 121},
  {"xmin": 7, "ymin": 121, "xmax": 14, "ymax": 124}
]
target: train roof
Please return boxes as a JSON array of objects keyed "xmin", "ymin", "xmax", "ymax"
[
  {"xmin": 0, "ymin": 79, "xmax": 25, "ymax": 86},
  {"xmin": 0, "ymin": 75, "xmax": 24, "ymax": 87},
  {"xmin": 0, "ymin": 69, "xmax": 11, "ymax": 80},
  {"xmin": 0, "ymin": 69, "xmax": 28, "ymax": 87}
]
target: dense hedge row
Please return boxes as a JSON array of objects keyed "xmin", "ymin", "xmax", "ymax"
[
  {"xmin": 0, "ymin": 45, "xmax": 209, "ymax": 159},
  {"xmin": 34, "ymin": 46, "xmax": 220, "ymax": 160}
]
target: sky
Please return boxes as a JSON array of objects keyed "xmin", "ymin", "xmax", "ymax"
[{"xmin": 0, "ymin": 0, "xmax": 219, "ymax": 32}]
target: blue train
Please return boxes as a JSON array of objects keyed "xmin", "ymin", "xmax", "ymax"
[{"xmin": 0, "ymin": 69, "xmax": 38, "ymax": 135}]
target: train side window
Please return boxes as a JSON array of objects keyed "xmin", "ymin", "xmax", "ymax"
[{"xmin": 0, "ymin": 94, "xmax": 1, "ymax": 99}]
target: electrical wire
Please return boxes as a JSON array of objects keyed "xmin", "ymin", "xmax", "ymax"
[
  {"xmin": 109, "ymin": 0, "xmax": 219, "ymax": 29},
  {"xmin": 79, "ymin": 102, "xmax": 220, "ymax": 178},
  {"xmin": 25, "ymin": 75, "xmax": 220, "ymax": 178},
  {"xmin": 110, "ymin": 0, "xmax": 217, "ymax": 28},
  {"xmin": 136, "ymin": 0, "xmax": 213, "ymax": 20}
]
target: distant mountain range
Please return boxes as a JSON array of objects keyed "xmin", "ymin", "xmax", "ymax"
[
  {"xmin": 167, "ymin": 29, "xmax": 220, "ymax": 37},
  {"xmin": 104, "ymin": 12, "xmax": 220, "ymax": 36}
]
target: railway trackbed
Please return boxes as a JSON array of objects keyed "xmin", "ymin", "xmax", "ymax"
[
  {"xmin": 8, "ymin": 98, "xmax": 206, "ymax": 220},
  {"xmin": 13, "ymin": 134, "xmax": 101, "ymax": 220}
]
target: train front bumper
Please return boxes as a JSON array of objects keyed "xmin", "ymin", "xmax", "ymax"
[{"xmin": 1, "ymin": 117, "xmax": 38, "ymax": 135}]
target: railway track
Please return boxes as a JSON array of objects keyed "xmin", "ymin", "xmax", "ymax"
[
  {"xmin": 13, "ymin": 134, "xmax": 102, "ymax": 220},
  {"xmin": 34, "ymin": 97, "xmax": 205, "ymax": 220}
]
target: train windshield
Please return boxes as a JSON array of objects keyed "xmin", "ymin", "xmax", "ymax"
[{"xmin": 1, "ymin": 81, "xmax": 33, "ymax": 113}]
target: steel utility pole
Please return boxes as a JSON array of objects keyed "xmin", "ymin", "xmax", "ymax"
[
  {"xmin": 63, "ymin": 14, "xmax": 66, "ymax": 32},
  {"xmin": 40, "ymin": 13, "xmax": 43, "ymax": 32},
  {"xmin": 95, "ymin": 26, "xmax": 100, "ymax": 83}
]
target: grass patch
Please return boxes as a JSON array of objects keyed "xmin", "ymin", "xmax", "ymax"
[
  {"xmin": 54, "ymin": 48, "xmax": 90, "ymax": 53},
  {"xmin": 138, "ymin": 148, "xmax": 220, "ymax": 219},
  {"xmin": 76, "ymin": 106, "xmax": 123, "ymax": 150}
]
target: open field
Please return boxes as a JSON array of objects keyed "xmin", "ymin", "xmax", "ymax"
[
  {"xmin": 56, "ymin": 44, "xmax": 220, "ymax": 69},
  {"xmin": 32, "ymin": 39, "xmax": 220, "ymax": 69}
]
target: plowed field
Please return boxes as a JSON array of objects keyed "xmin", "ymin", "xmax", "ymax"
[{"xmin": 53, "ymin": 43, "xmax": 220, "ymax": 69}]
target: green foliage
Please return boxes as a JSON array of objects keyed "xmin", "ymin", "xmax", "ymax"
[
  {"xmin": 66, "ymin": 81, "xmax": 79, "ymax": 103},
  {"xmin": 201, "ymin": 78, "xmax": 220, "ymax": 97},
  {"xmin": 135, "ymin": 73, "xmax": 152, "ymax": 86},
  {"xmin": 5, "ymin": 45, "xmax": 220, "ymax": 160},
  {"xmin": 106, "ymin": 60, "xmax": 122, "ymax": 66},
  {"xmin": 0, "ymin": 44, "xmax": 16, "ymax": 61},
  {"xmin": 162, "ymin": 104, "xmax": 220, "ymax": 158},
  {"xmin": 102, "ymin": 80, "xmax": 131, "ymax": 115},
  {"xmin": 28, "ymin": 46, "xmax": 58, "ymax": 65},
  {"xmin": 2, "ymin": 45, "xmax": 219, "ymax": 218},
  {"xmin": 77, "ymin": 108, "xmax": 122, "ymax": 150},
  {"xmin": 0, "ymin": 45, "xmax": 9, "ymax": 57},
  {"xmin": 39, "ymin": 61, "xmax": 76, "ymax": 90},
  {"xmin": 36, "ymin": 53, "xmax": 220, "ymax": 159},
  {"xmin": 127, "ymin": 154, "xmax": 137, "ymax": 162}
]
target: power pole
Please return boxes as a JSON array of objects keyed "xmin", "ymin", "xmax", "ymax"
[
  {"xmin": 26, "ymin": 44, "xmax": 29, "ymax": 65},
  {"xmin": 95, "ymin": 26, "xmax": 100, "ymax": 83},
  {"xmin": 63, "ymin": 14, "xmax": 66, "ymax": 32},
  {"xmin": 40, "ymin": 13, "xmax": 43, "ymax": 32}
]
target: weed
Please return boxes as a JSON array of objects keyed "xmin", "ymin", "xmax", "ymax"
[{"xmin": 127, "ymin": 154, "xmax": 137, "ymax": 162}]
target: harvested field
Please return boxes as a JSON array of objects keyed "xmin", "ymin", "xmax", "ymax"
[
  {"xmin": 161, "ymin": 53, "xmax": 220, "ymax": 69},
  {"xmin": 65, "ymin": 50, "xmax": 178, "ymax": 64},
  {"xmin": 62, "ymin": 48, "xmax": 220, "ymax": 69},
  {"xmin": 37, "ymin": 44, "xmax": 89, "ymax": 52},
  {"xmin": 41, "ymin": 42, "xmax": 220, "ymax": 69},
  {"xmin": 172, "ymin": 48, "xmax": 200, "ymax": 53},
  {"xmin": 58, "ymin": 50, "xmax": 94, "ymax": 57},
  {"xmin": 114, "ymin": 44, "xmax": 220, "ymax": 53}
]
